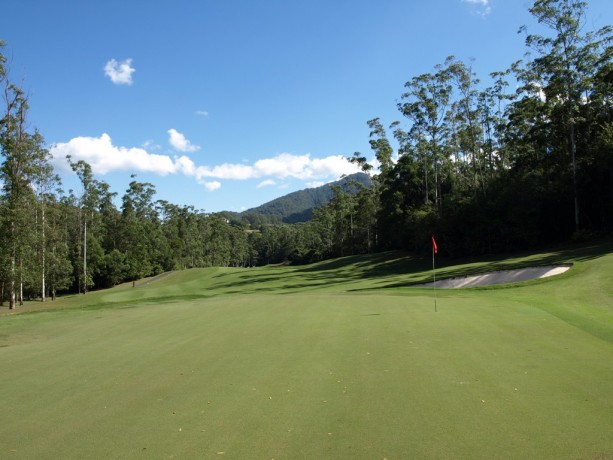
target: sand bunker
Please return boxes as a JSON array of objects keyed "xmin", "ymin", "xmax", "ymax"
[{"xmin": 417, "ymin": 265, "xmax": 571, "ymax": 289}]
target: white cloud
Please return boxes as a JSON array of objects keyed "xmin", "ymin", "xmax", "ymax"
[
  {"xmin": 168, "ymin": 129, "xmax": 200, "ymax": 152},
  {"xmin": 195, "ymin": 110, "xmax": 209, "ymax": 117},
  {"xmin": 50, "ymin": 133, "xmax": 176, "ymax": 175},
  {"xmin": 202, "ymin": 181, "xmax": 221, "ymax": 191},
  {"xmin": 191, "ymin": 153, "xmax": 359, "ymax": 181},
  {"xmin": 306, "ymin": 181, "xmax": 325, "ymax": 188},
  {"xmin": 104, "ymin": 58, "xmax": 135, "ymax": 85},
  {"xmin": 257, "ymin": 179, "xmax": 276, "ymax": 188},
  {"xmin": 142, "ymin": 140, "xmax": 161, "ymax": 151},
  {"xmin": 174, "ymin": 155, "xmax": 197, "ymax": 176},
  {"xmin": 51, "ymin": 133, "xmax": 361, "ymax": 188},
  {"xmin": 310, "ymin": 155, "xmax": 359, "ymax": 178},
  {"xmin": 462, "ymin": 0, "xmax": 491, "ymax": 16},
  {"xmin": 253, "ymin": 153, "xmax": 311, "ymax": 179},
  {"xmin": 203, "ymin": 163, "xmax": 254, "ymax": 180}
]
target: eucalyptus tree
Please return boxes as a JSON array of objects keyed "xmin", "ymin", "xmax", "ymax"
[
  {"xmin": 119, "ymin": 179, "xmax": 168, "ymax": 279},
  {"xmin": 96, "ymin": 181, "xmax": 119, "ymax": 251},
  {"xmin": 158, "ymin": 201, "xmax": 186, "ymax": 269},
  {"xmin": 311, "ymin": 184, "xmax": 365, "ymax": 257},
  {"xmin": 583, "ymin": 37, "xmax": 613, "ymax": 228},
  {"xmin": 68, "ymin": 159, "xmax": 97, "ymax": 293},
  {"xmin": 312, "ymin": 205, "xmax": 335, "ymax": 260},
  {"xmin": 32, "ymin": 132, "xmax": 60, "ymax": 301},
  {"xmin": 446, "ymin": 57, "xmax": 489, "ymax": 196},
  {"xmin": 349, "ymin": 120, "xmax": 388, "ymax": 252},
  {"xmin": 228, "ymin": 225, "xmax": 249, "ymax": 267},
  {"xmin": 203, "ymin": 214, "xmax": 234, "ymax": 266},
  {"xmin": 328, "ymin": 185, "xmax": 352, "ymax": 257},
  {"xmin": 366, "ymin": 118, "xmax": 394, "ymax": 175},
  {"xmin": 478, "ymin": 69, "xmax": 514, "ymax": 174},
  {"xmin": 45, "ymin": 193, "xmax": 73, "ymax": 299},
  {"xmin": 176, "ymin": 206, "xmax": 201, "ymax": 268},
  {"xmin": 286, "ymin": 221, "xmax": 324, "ymax": 264},
  {"xmin": 518, "ymin": 0, "xmax": 613, "ymax": 231},
  {"xmin": 398, "ymin": 60, "xmax": 453, "ymax": 212},
  {"xmin": 352, "ymin": 183, "xmax": 378, "ymax": 253},
  {"xmin": 158, "ymin": 202, "xmax": 210, "ymax": 269},
  {"xmin": 0, "ymin": 51, "xmax": 39, "ymax": 308}
]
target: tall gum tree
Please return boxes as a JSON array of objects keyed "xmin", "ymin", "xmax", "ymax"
[
  {"xmin": 519, "ymin": 0, "xmax": 613, "ymax": 231},
  {"xmin": 1, "ymin": 45, "xmax": 37, "ymax": 309},
  {"xmin": 32, "ymin": 132, "xmax": 59, "ymax": 302},
  {"xmin": 398, "ymin": 60, "xmax": 453, "ymax": 212}
]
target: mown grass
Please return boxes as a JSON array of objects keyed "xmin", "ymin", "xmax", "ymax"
[{"xmin": 1, "ymin": 241, "xmax": 612, "ymax": 459}]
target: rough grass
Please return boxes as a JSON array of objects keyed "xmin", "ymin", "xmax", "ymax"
[{"xmin": 1, "ymin": 242, "xmax": 612, "ymax": 459}]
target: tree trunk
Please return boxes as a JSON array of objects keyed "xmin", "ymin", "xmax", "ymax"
[
  {"xmin": 9, "ymin": 282, "xmax": 15, "ymax": 310},
  {"xmin": 569, "ymin": 105, "xmax": 579, "ymax": 231},
  {"xmin": 422, "ymin": 148, "xmax": 429, "ymax": 204},
  {"xmin": 9, "ymin": 236, "xmax": 16, "ymax": 310},
  {"xmin": 19, "ymin": 264, "xmax": 24, "ymax": 307},
  {"xmin": 571, "ymin": 137, "xmax": 579, "ymax": 229},
  {"xmin": 41, "ymin": 198, "xmax": 46, "ymax": 302},
  {"xmin": 83, "ymin": 220, "xmax": 87, "ymax": 294}
]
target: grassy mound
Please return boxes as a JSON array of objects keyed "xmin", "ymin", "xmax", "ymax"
[{"xmin": 1, "ymin": 242, "xmax": 612, "ymax": 458}]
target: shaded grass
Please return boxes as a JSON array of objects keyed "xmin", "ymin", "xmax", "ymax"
[
  {"xmin": 4, "ymin": 238, "xmax": 611, "ymax": 316},
  {"xmin": 1, "ymin": 241, "xmax": 612, "ymax": 458}
]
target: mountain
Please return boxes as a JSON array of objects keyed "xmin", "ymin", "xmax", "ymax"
[{"xmin": 222, "ymin": 173, "xmax": 372, "ymax": 226}]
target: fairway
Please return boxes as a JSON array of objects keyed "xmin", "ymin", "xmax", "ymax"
[{"xmin": 1, "ymin": 246, "xmax": 612, "ymax": 459}]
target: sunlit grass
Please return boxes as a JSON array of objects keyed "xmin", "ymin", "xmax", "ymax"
[{"xmin": 1, "ymin": 241, "xmax": 612, "ymax": 458}]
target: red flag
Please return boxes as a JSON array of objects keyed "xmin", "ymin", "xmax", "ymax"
[{"xmin": 431, "ymin": 234, "xmax": 438, "ymax": 254}]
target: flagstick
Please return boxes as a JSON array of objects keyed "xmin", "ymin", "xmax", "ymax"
[{"xmin": 433, "ymin": 247, "xmax": 437, "ymax": 312}]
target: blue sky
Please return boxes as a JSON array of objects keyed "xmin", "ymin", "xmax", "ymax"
[{"xmin": 3, "ymin": 0, "xmax": 612, "ymax": 212}]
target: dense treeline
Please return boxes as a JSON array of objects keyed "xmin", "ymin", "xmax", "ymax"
[
  {"xmin": 1, "ymin": 0, "xmax": 612, "ymax": 307},
  {"xmin": 320, "ymin": 0, "xmax": 613, "ymax": 257}
]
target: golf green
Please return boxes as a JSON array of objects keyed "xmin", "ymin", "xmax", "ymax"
[{"xmin": 1, "ymin": 247, "xmax": 612, "ymax": 459}]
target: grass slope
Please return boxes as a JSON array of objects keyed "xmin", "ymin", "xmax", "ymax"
[{"xmin": 1, "ymin": 242, "xmax": 612, "ymax": 459}]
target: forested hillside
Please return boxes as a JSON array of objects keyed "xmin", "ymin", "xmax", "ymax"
[
  {"xmin": 235, "ymin": 172, "xmax": 372, "ymax": 225},
  {"xmin": 1, "ymin": 0, "xmax": 612, "ymax": 307}
]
